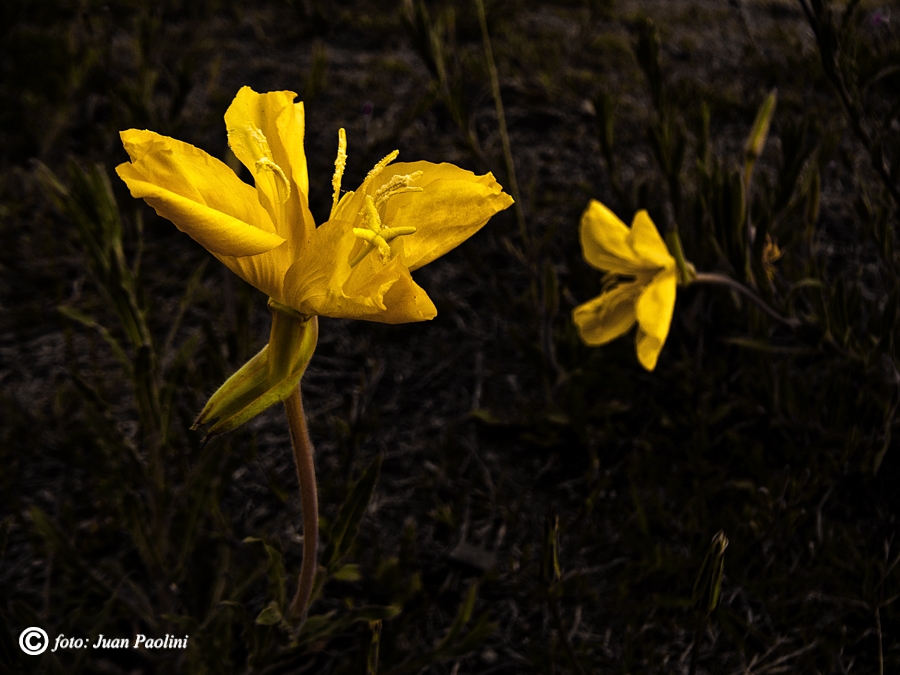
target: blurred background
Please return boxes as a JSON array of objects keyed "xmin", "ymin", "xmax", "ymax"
[{"xmin": 1, "ymin": 0, "xmax": 898, "ymax": 672}]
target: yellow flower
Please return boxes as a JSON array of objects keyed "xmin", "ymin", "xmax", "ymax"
[
  {"xmin": 116, "ymin": 86, "xmax": 513, "ymax": 324},
  {"xmin": 115, "ymin": 86, "xmax": 512, "ymax": 435},
  {"xmin": 572, "ymin": 201, "xmax": 676, "ymax": 371}
]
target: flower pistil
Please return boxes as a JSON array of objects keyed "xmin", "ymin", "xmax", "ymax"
[{"xmin": 351, "ymin": 195, "xmax": 418, "ymax": 266}]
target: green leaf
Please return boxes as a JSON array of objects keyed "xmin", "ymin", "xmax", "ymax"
[
  {"xmin": 255, "ymin": 600, "xmax": 283, "ymax": 626},
  {"xmin": 383, "ymin": 585, "xmax": 488, "ymax": 674},
  {"xmin": 439, "ymin": 611, "xmax": 495, "ymax": 658},
  {"xmin": 37, "ymin": 161, "xmax": 152, "ymax": 353},
  {"xmin": 332, "ymin": 564, "xmax": 362, "ymax": 582},
  {"xmin": 435, "ymin": 582, "xmax": 478, "ymax": 652},
  {"xmin": 297, "ymin": 605, "xmax": 400, "ymax": 645},
  {"xmin": 634, "ymin": 17, "xmax": 663, "ymax": 110},
  {"xmin": 120, "ymin": 490, "xmax": 159, "ymax": 572},
  {"xmin": 244, "ymin": 537, "xmax": 287, "ymax": 611},
  {"xmin": 322, "ymin": 454, "xmax": 383, "ymax": 570},
  {"xmin": 159, "ymin": 333, "xmax": 200, "ymax": 442},
  {"xmin": 469, "ymin": 408, "xmax": 510, "ymax": 426},
  {"xmin": 58, "ymin": 305, "xmax": 131, "ymax": 374},
  {"xmin": 161, "ymin": 258, "xmax": 208, "ymax": 364},
  {"xmin": 295, "ymin": 610, "xmax": 338, "ymax": 638}
]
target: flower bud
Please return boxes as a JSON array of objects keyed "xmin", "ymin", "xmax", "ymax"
[
  {"xmin": 745, "ymin": 89, "xmax": 778, "ymax": 164},
  {"xmin": 193, "ymin": 307, "xmax": 318, "ymax": 441},
  {"xmin": 692, "ymin": 530, "xmax": 729, "ymax": 614}
]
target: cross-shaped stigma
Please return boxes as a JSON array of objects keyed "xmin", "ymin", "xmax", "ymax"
[{"xmin": 350, "ymin": 195, "xmax": 417, "ymax": 267}]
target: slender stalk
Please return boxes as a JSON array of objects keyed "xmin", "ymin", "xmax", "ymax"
[
  {"xmin": 475, "ymin": 0, "xmax": 527, "ymax": 245},
  {"xmin": 692, "ymin": 272, "xmax": 800, "ymax": 328},
  {"xmin": 284, "ymin": 386, "xmax": 319, "ymax": 623}
]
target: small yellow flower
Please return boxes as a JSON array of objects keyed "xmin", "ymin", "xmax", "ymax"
[
  {"xmin": 116, "ymin": 86, "xmax": 512, "ymax": 324},
  {"xmin": 572, "ymin": 201, "xmax": 676, "ymax": 371}
]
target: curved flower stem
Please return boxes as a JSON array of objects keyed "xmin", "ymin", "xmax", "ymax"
[
  {"xmin": 692, "ymin": 272, "xmax": 800, "ymax": 328},
  {"xmin": 284, "ymin": 386, "xmax": 318, "ymax": 623}
]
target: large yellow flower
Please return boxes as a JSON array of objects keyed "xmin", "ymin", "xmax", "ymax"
[
  {"xmin": 116, "ymin": 86, "xmax": 513, "ymax": 324},
  {"xmin": 573, "ymin": 200, "xmax": 676, "ymax": 371},
  {"xmin": 116, "ymin": 86, "xmax": 512, "ymax": 436}
]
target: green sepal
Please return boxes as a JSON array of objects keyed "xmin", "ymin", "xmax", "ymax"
[
  {"xmin": 665, "ymin": 231, "xmax": 697, "ymax": 286},
  {"xmin": 193, "ymin": 306, "xmax": 318, "ymax": 441}
]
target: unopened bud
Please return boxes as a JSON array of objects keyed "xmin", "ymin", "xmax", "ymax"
[
  {"xmin": 193, "ymin": 305, "xmax": 318, "ymax": 441},
  {"xmin": 745, "ymin": 89, "xmax": 778, "ymax": 163},
  {"xmin": 692, "ymin": 530, "xmax": 729, "ymax": 614}
]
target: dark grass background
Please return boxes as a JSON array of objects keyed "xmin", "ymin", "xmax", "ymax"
[{"xmin": 1, "ymin": 0, "xmax": 899, "ymax": 673}]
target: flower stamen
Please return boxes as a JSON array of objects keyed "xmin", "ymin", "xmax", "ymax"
[
  {"xmin": 230, "ymin": 125, "xmax": 291, "ymax": 205},
  {"xmin": 256, "ymin": 157, "xmax": 291, "ymax": 204},
  {"xmin": 374, "ymin": 171, "xmax": 424, "ymax": 208},
  {"xmin": 364, "ymin": 150, "xmax": 400, "ymax": 184},
  {"xmin": 331, "ymin": 128, "xmax": 347, "ymax": 218}
]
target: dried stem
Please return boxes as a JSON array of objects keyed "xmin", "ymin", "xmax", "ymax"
[{"xmin": 285, "ymin": 386, "xmax": 319, "ymax": 623}]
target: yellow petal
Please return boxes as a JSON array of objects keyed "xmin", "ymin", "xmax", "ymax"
[
  {"xmin": 370, "ymin": 162, "xmax": 514, "ymax": 272},
  {"xmin": 224, "ymin": 87, "xmax": 314, "ymax": 245},
  {"xmin": 579, "ymin": 200, "xmax": 644, "ymax": 275},
  {"xmin": 276, "ymin": 100, "xmax": 309, "ymax": 201},
  {"xmin": 117, "ymin": 130, "xmax": 284, "ymax": 258},
  {"xmin": 282, "ymin": 209, "xmax": 438, "ymax": 323},
  {"xmin": 572, "ymin": 280, "xmax": 642, "ymax": 346},
  {"xmin": 211, "ymin": 248, "xmax": 293, "ymax": 303},
  {"xmin": 634, "ymin": 268, "xmax": 677, "ymax": 370},
  {"xmin": 628, "ymin": 210, "xmax": 674, "ymax": 270},
  {"xmin": 282, "ymin": 214, "xmax": 357, "ymax": 314},
  {"xmin": 635, "ymin": 327, "xmax": 665, "ymax": 371},
  {"xmin": 368, "ymin": 268, "xmax": 437, "ymax": 323},
  {"xmin": 225, "ymin": 88, "xmax": 297, "ymax": 187},
  {"xmin": 635, "ymin": 268, "xmax": 676, "ymax": 340},
  {"xmin": 282, "ymin": 215, "xmax": 395, "ymax": 320}
]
